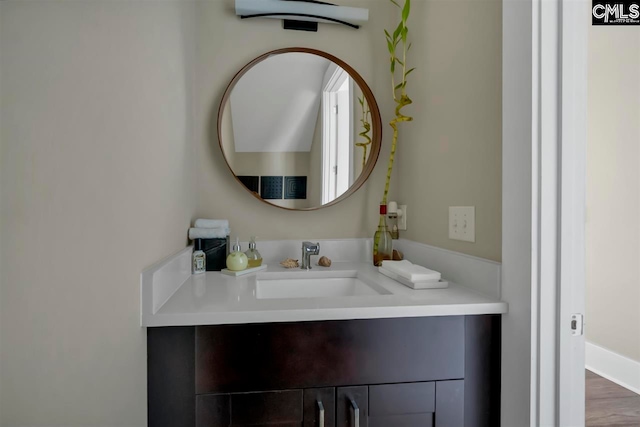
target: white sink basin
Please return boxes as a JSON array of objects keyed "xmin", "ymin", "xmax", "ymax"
[{"xmin": 256, "ymin": 273, "xmax": 390, "ymax": 300}]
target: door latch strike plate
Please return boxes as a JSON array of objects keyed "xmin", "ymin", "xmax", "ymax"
[{"xmin": 571, "ymin": 313, "xmax": 584, "ymax": 336}]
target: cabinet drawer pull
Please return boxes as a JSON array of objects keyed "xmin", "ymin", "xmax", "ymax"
[
  {"xmin": 317, "ymin": 401, "xmax": 325, "ymax": 427},
  {"xmin": 350, "ymin": 399, "xmax": 360, "ymax": 426}
]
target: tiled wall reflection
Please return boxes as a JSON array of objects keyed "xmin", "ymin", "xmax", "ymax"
[{"xmin": 238, "ymin": 176, "xmax": 307, "ymax": 200}]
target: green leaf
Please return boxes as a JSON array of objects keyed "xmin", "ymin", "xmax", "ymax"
[
  {"xmin": 386, "ymin": 39, "xmax": 394, "ymax": 54},
  {"xmin": 396, "ymin": 58, "xmax": 404, "ymax": 66},
  {"xmin": 390, "ymin": 0, "xmax": 401, "ymax": 8},
  {"xmin": 384, "ymin": 29, "xmax": 391, "ymax": 40},
  {"xmin": 402, "ymin": 0, "xmax": 411, "ymax": 22},
  {"xmin": 393, "ymin": 21, "xmax": 403, "ymax": 41},
  {"xmin": 394, "ymin": 83, "xmax": 403, "ymax": 90},
  {"xmin": 390, "ymin": 60, "xmax": 395, "ymax": 73},
  {"xmin": 407, "ymin": 42, "xmax": 412, "ymax": 51},
  {"xmin": 401, "ymin": 26, "xmax": 408, "ymax": 43},
  {"xmin": 404, "ymin": 67, "xmax": 416, "ymax": 77}
]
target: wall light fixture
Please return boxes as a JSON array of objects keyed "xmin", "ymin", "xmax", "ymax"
[{"xmin": 235, "ymin": 0, "xmax": 369, "ymax": 31}]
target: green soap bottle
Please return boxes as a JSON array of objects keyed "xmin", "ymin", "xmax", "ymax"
[
  {"xmin": 244, "ymin": 236, "xmax": 263, "ymax": 268},
  {"xmin": 226, "ymin": 237, "xmax": 248, "ymax": 271}
]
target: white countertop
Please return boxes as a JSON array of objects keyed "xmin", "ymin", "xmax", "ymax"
[{"xmin": 142, "ymin": 261, "xmax": 507, "ymax": 327}]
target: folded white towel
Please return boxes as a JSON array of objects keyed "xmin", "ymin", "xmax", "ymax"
[
  {"xmin": 194, "ymin": 219, "xmax": 230, "ymax": 229},
  {"xmin": 379, "ymin": 267, "xmax": 448, "ymax": 289},
  {"xmin": 188, "ymin": 227, "xmax": 230, "ymax": 240},
  {"xmin": 380, "ymin": 260, "xmax": 441, "ymax": 282}
]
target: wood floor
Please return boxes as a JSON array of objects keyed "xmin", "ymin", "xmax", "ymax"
[{"xmin": 586, "ymin": 369, "xmax": 640, "ymax": 427}]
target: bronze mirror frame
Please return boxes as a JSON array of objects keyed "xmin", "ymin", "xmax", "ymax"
[{"xmin": 217, "ymin": 47, "xmax": 382, "ymax": 211}]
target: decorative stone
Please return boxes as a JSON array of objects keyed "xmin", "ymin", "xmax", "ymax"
[
  {"xmin": 280, "ymin": 258, "xmax": 299, "ymax": 268},
  {"xmin": 318, "ymin": 256, "xmax": 332, "ymax": 267}
]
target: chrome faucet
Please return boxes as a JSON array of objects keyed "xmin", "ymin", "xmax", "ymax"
[{"xmin": 301, "ymin": 241, "xmax": 320, "ymax": 270}]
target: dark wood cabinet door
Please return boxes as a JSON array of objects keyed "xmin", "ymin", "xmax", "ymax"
[
  {"xmin": 368, "ymin": 382, "xmax": 435, "ymax": 427},
  {"xmin": 148, "ymin": 326, "xmax": 196, "ymax": 427},
  {"xmin": 196, "ymin": 390, "xmax": 303, "ymax": 427},
  {"xmin": 336, "ymin": 386, "xmax": 367, "ymax": 427},
  {"xmin": 196, "ymin": 394, "xmax": 230, "ymax": 426},
  {"xmin": 304, "ymin": 388, "xmax": 335, "ymax": 427},
  {"xmin": 435, "ymin": 380, "xmax": 464, "ymax": 427}
]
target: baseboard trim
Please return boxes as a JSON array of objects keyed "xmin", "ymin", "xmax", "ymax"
[{"xmin": 586, "ymin": 341, "xmax": 640, "ymax": 395}]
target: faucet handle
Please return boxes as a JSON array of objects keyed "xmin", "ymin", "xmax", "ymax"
[{"xmin": 303, "ymin": 241, "xmax": 320, "ymax": 252}]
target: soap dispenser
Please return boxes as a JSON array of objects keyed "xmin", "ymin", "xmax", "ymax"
[
  {"xmin": 226, "ymin": 237, "xmax": 248, "ymax": 271},
  {"xmin": 244, "ymin": 236, "xmax": 263, "ymax": 268},
  {"xmin": 192, "ymin": 239, "xmax": 206, "ymax": 274}
]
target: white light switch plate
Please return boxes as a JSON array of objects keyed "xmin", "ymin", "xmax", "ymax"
[
  {"xmin": 398, "ymin": 205, "xmax": 407, "ymax": 230},
  {"xmin": 449, "ymin": 206, "xmax": 475, "ymax": 242}
]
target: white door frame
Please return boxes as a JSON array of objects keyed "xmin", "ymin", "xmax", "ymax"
[
  {"xmin": 558, "ymin": 0, "xmax": 588, "ymax": 425},
  {"xmin": 501, "ymin": 0, "xmax": 536, "ymax": 424},
  {"xmin": 502, "ymin": 0, "xmax": 587, "ymax": 425}
]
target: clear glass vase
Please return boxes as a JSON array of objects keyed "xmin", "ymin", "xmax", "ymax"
[{"xmin": 373, "ymin": 202, "xmax": 393, "ymax": 266}]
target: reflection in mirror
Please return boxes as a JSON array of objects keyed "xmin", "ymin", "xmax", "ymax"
[
  {"xmin": 356, "ymin": 95, "xmax": 372, "ymax": 176},
  {"xmin": 218, "ymin": 49, "xmax": 381, "ymax": 210}
]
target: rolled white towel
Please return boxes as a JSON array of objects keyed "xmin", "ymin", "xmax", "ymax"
[
  {"xmin": 194, "ymin": 219, "xmax": 229, "ymax": 229},
  {"xmin": 188, "ymin": 227, "xmax": 230, "ymax": 240},
  {"xmin": 380, "ymin": 260, "xmax": 441, "ymax": 282}
]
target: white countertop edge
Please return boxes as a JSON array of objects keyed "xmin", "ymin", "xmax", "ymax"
[
  {"xmin": 140, "ymin": 241, "xmax": 507, "ymax": 328},
  {"xmin": 142, "ymin": 302, "xmax": 507, "ymax": 327}
]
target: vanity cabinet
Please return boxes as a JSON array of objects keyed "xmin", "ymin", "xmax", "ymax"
[
  {"xmin": 148, "ymin": 315, "xmax": 500, "ymax": 427},
  {"xmin": 193, "ymin": 381, "xmax": 460, "ymax": 427}
]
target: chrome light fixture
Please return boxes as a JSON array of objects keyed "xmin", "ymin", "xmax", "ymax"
[{"xmin": 235, "ymin": 0, "xmax": 369, "ymax": 31}]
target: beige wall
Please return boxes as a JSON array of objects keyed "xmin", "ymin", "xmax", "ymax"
[
  {"xmin": 0, "ymin": 4, "xmax": 3, "ymax": 421},
  {"xmin": 0, "ymin": 0, "xmax": 502, "ymax": 424},
  {"xmin": 587, "ymin": 27, "xmax": 640, "ymax": 362},
  {"xmin": 0, "ymin": 1, "xmax": 197, "ymax": 425},
  {"xmin": 396, "ymin": 0, "xmax": 503, "ymax": 262}
]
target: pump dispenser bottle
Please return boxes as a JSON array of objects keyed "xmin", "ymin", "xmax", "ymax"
[
  {"xmin": 244, "ymin": 236, "xmax": 263, "ymax": 268},
  {"xmin": 226, "ymin": 237, "xmax": 248, "ymax": 271},
  {"xmin": 192, "ymin": 239, "xmax": 206, "ymax": 274}
]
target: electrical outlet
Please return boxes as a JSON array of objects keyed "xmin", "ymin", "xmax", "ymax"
[
  {"xmin": 398, "ymin": 205, "xmax": 407, "ymax": 230},
  {"xmin": 449, "ymin": 206, "xmax": 475, "ymax": 242}
]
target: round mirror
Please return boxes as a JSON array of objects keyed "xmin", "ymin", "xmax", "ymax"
[{"xmin": 218, "ymin": 48, "xmax": 382, "ymax": 210}]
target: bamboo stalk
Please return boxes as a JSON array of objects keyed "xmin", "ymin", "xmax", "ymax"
[
  {"xmin": 356, "ymin": 96, "xmax": 372, "ymax": 170},
  {"xmin": 374, "ymin": 0, "xmax": 413, "ymax": 258}
]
